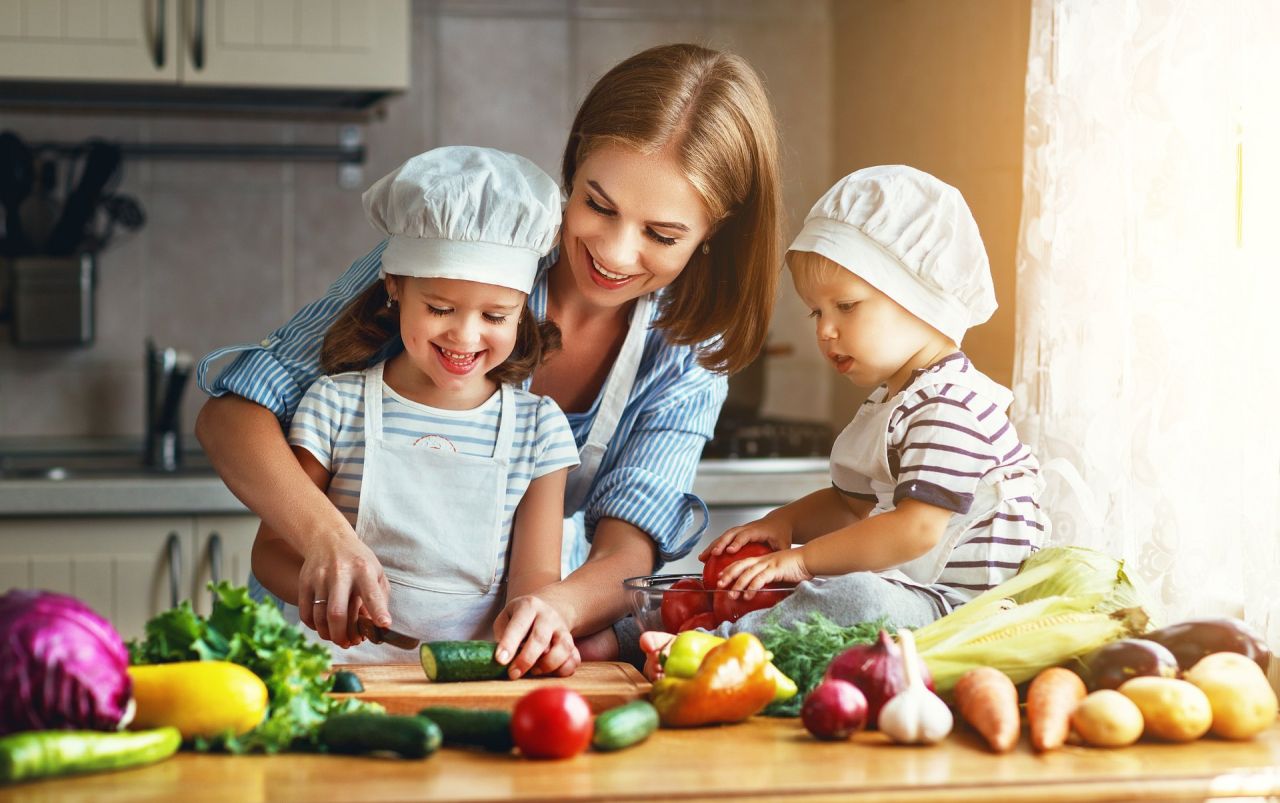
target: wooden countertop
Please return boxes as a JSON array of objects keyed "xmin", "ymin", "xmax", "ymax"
[{"xmin": 7, "ymin": 719, "xmax": 1280, "ymax": 802}]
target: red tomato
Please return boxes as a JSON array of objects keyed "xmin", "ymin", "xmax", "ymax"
[
  {"xmin": 512, "ymin": 687, "xmax": 593, "ymax": 760},
  {"xmin": 660, "ymin": 578, "xmax": 712, "ymax": 632},
  {"xmin": 701, "ymin": 543, "xmax": 794, "ymax": 624},
  {"xmin": 677, "ymin": 611, "xmax": 719, "ymax": 632},
  {"xmin": 701, "ymin": 542, "xmax": 775, "ymax": 589},
  {"xmin": 712, "ymin": 584, "xmax": 793, "ymax": 624}
]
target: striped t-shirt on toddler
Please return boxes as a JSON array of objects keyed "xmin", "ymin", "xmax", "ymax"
[
  {"xmin": 833, "ymin": 353, "xmax": 1046, "ymax": 610},
  {"xmin": 288, "ymin": 370, "xmax": 581, "ymax": 573}
]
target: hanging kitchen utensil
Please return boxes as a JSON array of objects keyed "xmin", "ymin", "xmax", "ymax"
[
  {"xmin": 0, "ymin": 131, "xmax": 35, "ymax": 257},
  {"xmin": 19, "ymin": 158, "xmax": 59, "ymax": 254},
  {"xmin": 46, "ymin": 140, "xmax": 122, "ymax": 256}
]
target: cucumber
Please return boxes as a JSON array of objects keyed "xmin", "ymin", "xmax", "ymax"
[
  {"xmin": 591, "ymin": 700, "xmax": 659, "ymax": 751},
  {"xmin": 420, "ymin": 641, "xmax": 508, "ymax": 682},
  {"xmin": 0, "ymin": 727, "xmax": 182, "ymax": 784},
  {"xmin": 417, "ymin": 706, "xmax": 514, "ymax": 752},
  {"xmin": 318, "ymin": 713, "xmax": 442, "ymax": 759},
  {"xmin": 329, "ymin": 670, "xmax": 365, "ymax": 693}
]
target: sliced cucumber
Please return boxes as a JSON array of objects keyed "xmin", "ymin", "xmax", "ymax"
[
  {"xmin": 592, "ymin": 700, "xmax": 659, "ymax": 751},
  {"xmin": 417, "ymin": 706, "xmax": 514, "ymax": 752},
  {"xmin": 420, "ymin": 641, "xmax": 508, "ymax": 682},
  {"xmin": 318, "ymin": 713, "xmax": 441, "ymax": 759}
]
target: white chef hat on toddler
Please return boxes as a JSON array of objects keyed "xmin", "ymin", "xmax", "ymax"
[
  {"xmin": 363, "ymin": 146, "xmax": 562, "ymax": 294},
  {"xmin": 788, "ymin": 165, "xmax": 996, "ymax": 345}
]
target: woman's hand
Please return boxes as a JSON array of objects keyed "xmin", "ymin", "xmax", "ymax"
[
  {"xmin": 297, "ymin": 534, "xmax": 392, "ymax": 649},
  {"xmin": 492, "ymin": 593, "xmax": 581, "ymax": 679},
  {"xmin": 698, "ymin": 515, "xmax": 794, "ymax": 561},
  {"xmin": 716, "ymin": 547, "xmax": 813, "ymax": 595}
]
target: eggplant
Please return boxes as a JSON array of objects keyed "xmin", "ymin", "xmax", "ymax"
[
  {"xmin": 1143, "ymin": 617, "xmax": 1272, "ymax": 673},
  {"xmin": 1082, "ymin": 638, "xmax": 1179, "ymax": 690}
]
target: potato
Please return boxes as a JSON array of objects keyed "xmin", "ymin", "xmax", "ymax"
[
  {"xmin": 1184, "ymin": 651, "xmax": 1279, "ymax": 740},
  {"xmin": 1071, "ymin": 690, "xmax": 1144, "ymax": 748},
  {"xmin": 1118, "ymin": 676, "xmax": 1212, "ymax": 742}
]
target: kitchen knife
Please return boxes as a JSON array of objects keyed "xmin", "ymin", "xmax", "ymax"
[{"xmin": 356, "ymin": 619, "xmax": 419, "ymax": 650}]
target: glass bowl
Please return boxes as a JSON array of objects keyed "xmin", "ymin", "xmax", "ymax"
[{"xmin": 622, "ymin": 573, "xmax": 795, "ymax": 633}]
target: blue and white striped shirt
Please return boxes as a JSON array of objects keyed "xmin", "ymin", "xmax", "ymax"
[
  {"xmin": 290, "ymin": 372, "xmax": 580, "ymax": 569},
  {"xmin": 198, "ymin": 240, "xmax": 727, "ymax": 567}
]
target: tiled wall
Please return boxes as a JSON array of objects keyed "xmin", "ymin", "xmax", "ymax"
[{"xmin": 0, "ymin": 0, "xmax": 834, "ymax": 439}]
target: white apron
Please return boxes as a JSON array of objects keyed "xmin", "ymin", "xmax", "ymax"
[
  {"xmin": 829, "ymin": 362, "xmax": 1043, "ymax": 588},
  {"xmin": 332, "ymin": 362, "xmax": 515, "ymax": 662},
  {"xmin": 559, "ymin": 294, "xmax": 653, "ymax": 574}
]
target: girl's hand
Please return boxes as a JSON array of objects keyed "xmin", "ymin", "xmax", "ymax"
[
  {"xmin": 717, "ymin": 548, "xmax": 813, "ymax": 596},
  {"xmin": 698, "ymin": 516, "xmax": 793, "ymax": 562},
  {"xmin": 493, "ymin": 593, "xmax": 581, "ymax": 679},
  {"xmin": 298, "ymin": 534, "xmax": 392, "ymax": 649}
]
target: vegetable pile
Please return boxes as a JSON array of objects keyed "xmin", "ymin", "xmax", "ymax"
[{"xmin": 127, "ymin": 582, "xmax": 373, "ymax": 753}]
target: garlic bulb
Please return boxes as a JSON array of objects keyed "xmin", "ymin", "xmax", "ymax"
[{"xmin": 877, "ymin": 629, "xmax": 953, "ymax": 745}]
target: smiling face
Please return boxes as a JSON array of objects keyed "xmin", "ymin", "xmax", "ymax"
[
  {"xmin": 790, "ymin": 251, "xmax": 956, "ymax": 395},
  {"xmin": 558, "ymin": 143, "xmax": 713, "ymax": 308},
  {"xmin": 385, "ymin": 276, "xmax": 526, "ymax": 408}
]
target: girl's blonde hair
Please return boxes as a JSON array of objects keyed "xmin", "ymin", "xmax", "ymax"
[
  {"xmin": 321, "ymin": 280, "xmax": 561, "ymax": 385},
  {"xmin": 563, "ymin": 43, "xmax": 782, "ymax": 375}
]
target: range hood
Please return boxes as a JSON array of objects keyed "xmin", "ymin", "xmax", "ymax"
[{"xmin": 0, "ymin": 80, "xmax": 394, "ymax": 118}]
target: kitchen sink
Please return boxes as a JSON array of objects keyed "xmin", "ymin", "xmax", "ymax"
[{"xmin": 0, "ymin": 448, "xmax": 216, "ymax": 481}]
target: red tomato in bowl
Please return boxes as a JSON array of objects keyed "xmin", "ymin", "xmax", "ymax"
[
  {"xmin": 701, "ymin": 543, "xmax": 795, "ymax": 624},
  {"xmin": 677, "ymin": 611, "xmax": 719, "ymax": 632},
  {"xmin": 512, "ymin": 687, "xmax": 593, "ymax": 760},
  {"xmin": 660, "ymin": 578, "xmax": 712, "ymax": 632}
]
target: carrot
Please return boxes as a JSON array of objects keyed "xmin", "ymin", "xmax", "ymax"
[
  {"xmin": 953, "ymin": 666, "xmax": 1020, "ymax": 753},
  {"xmin": 1026, "ymin": 667, "xmax": 1087, "ymax": 752}
]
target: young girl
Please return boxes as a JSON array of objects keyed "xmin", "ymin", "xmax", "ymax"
[
  {"xmin": 251, "ymin": 146, "xmax": 580, "ymax": 664},
  {"xmin": 675, "ymin": 165, "xmax": 1047, "ymax": 652}
]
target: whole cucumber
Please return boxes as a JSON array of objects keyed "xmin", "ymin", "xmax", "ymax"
[
  {"xmin": 592, "ymin": 701, "xmax": 659, "ymax": 751},
  {"xmin": 319, "ymin": 713, "xmax": 442, "ymax": 759},
  {"xmin": 417, "ymin": 706, "xmax": 514, "ymax": 752},
  {"xmin": 0, "ymin": 727, "xmax": 182, "ymax": 784}
]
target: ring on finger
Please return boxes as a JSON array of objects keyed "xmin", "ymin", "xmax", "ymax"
[{"xmin": 313, "ymin": 598, "xmax": 328, "ymax": 605}]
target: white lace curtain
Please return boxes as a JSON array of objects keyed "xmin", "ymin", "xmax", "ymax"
[{"xmin": 1013, "ymin": 0, "xmax": 1280, "ymax": 657}]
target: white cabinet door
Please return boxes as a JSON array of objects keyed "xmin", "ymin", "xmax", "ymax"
[
  {"xmin": 180, "ymin": 0, "xmax": 407, "ymax": 89},
  {"xmin": 0, "ymin": 517, "xmax": 194, "ymax": 641},
  {"xmin": 191, "ymin": 514, "xmax": 258, "ymax": 616},
  {"xmin": 0, "ymin": 0, "xmax": 180, "ymax": 82}
]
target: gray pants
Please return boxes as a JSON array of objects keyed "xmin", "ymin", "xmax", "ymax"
[{"xmin": 614, "ymin": 572, "xmax": 948, "ymax": 669}]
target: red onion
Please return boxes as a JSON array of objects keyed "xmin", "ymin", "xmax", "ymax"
[
  {"xmin": 801, "ymin": 679, "xmax": 868, "ymax": 741},
  {"xmin": 824, "ymin": 629, "xmax": 934, "ymax": 729}
]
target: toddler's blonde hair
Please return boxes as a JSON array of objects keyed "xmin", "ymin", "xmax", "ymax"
[{"xmin": 786, "ymin": 249, "xmax": 848, "ymax": 299}]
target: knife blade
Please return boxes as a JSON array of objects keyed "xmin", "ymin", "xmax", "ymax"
[{"xmin": 356, "ymin": 619, "xmax": 420, "ymax": 651}]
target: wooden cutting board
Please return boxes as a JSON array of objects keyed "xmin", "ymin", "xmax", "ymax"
[{"xmin": 330, "ymin": 661, "xmax": 652, "ymax": 714}]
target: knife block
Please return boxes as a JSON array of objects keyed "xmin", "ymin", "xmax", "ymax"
[{"xmin": 9, "ymin": 253, "xmax": 95, "ymax": 347}]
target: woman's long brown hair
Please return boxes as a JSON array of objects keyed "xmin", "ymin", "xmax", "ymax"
[
  {"xmin": 320, "ymin": 280, "xmax": 560, "ymax": 385},
  {"xmin": 562, "ymin": 43, "xmax": 783, "ymax": 375}
]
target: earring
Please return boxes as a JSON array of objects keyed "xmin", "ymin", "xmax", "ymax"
[
  {"xmin": 701, "ymin": 241, "xmax": 710, "ymax": 255},
  {"xmin": 385, "ymin": 297, "xmax": 395, "ymax": 308}
]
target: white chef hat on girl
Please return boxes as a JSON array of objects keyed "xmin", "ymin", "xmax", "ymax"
[
  {"xmin": 363, "ymin": 146, "xmax": 562, "ymax": 294},
  {"xmin": 788, "ymin": 165, "xmax": 996, "ymax": 345}
]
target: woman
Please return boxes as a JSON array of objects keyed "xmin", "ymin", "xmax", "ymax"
[{"xmin": 194, "ymin": 43, "xmax": 782, "ymax": 677}]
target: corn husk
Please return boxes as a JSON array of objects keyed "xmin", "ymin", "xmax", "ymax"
[{"xmin": 915, "ymin": 546, "xmax": 1159, "ymax": 696}]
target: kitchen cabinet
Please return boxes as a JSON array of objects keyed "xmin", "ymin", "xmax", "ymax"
[
  {"xmin": 0, "ymin": 514, "xmax": 259, "ymax": 639},
  {"xmin": 0, "ymin": 0, "xmax": 408, "ymax": 90}
]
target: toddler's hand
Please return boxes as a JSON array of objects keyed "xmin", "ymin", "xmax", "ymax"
[
  {"xmin": 639, "ymin": 631, "xmax": 677, "ymax": 681},
  {"xmin": 717, "ymin": 548, "xmax": 812, "ymax": 596},
  {"xmin": 698, "ymin": 516, "xmax": 793, "ymax": 562}
]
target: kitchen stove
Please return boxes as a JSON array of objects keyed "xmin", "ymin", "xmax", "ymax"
[{"xmin": 701, "ymin": 415, "xmax": 834, "ymax": 459}]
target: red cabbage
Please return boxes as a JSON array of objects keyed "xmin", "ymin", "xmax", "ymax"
[{"xmin": 0, "ymin": 590, "xmax": 133, "ymax": 735}]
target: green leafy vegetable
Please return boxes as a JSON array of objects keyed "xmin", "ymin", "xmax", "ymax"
[
  {"xmin": 757, "ymin": 613, "xmax": 887, "ymax": 717},
  {"xmin": 128, "ymin": 582, "xmax": 377, "ymax": 754}
]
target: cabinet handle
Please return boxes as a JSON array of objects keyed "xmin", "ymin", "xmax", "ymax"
[
  {"xmin": 191, "ymin": 0, "xmax": 206, "ymax": 70},
  {"xmin": 152, "ymin": 0, "xmax": 166, "ymax": 68},
  {"xmin": 165, "ymin": 531, "xmax": 182, "ymax": 609},
  {"xmin": 207, "ymin": 531, "xmax": 223, "ymax": 586}
]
